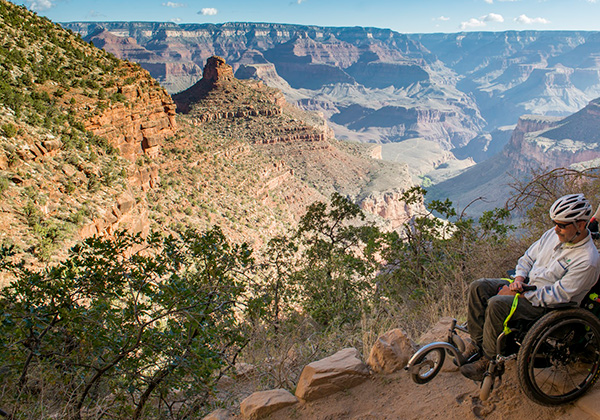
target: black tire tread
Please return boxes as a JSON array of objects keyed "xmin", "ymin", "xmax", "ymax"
[
  {"xmin": 411, "ymin": 347, "xmax": 445, "ymax": 384},
  {"xmin": 517, "ymin": 308, "xmax": 600, "ymax": 405}
]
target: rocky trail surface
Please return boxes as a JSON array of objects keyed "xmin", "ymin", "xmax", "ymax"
[
  {"xmin": 222, "ymin": 320, "xmax": 600, "ymax": 420},
  {"xmin": 266, "ymin": 362, "xmax": 600, "ymax": 420}
]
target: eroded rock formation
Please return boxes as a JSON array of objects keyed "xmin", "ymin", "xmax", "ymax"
[
  {"xmin": 85, "ymin": 71, "xmax": 177, "ymax": 162},
  {"xmin": 359, "ymin": 189, "xmax": 424, "ymax": 230},
  {"xmin": 504, "ymin": 99, "xmax": 600, "ymax": 173}
]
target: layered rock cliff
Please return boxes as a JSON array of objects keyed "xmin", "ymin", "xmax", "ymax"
[
  {"xmin": 503, "ymin": 99, "xmax": 600, "ymax": 173},
  {"xmin": 430, "ymin": 97, "xmax": 600, "ymax": 216},
  {"xmin": 85, "ymin": 66, "xmax": 177, "ymax": 161},
  {"xmin": 62, "ymin": 21, "xmax": 485, "ymax": 151},
  {"xmin": 174, "ymin": 56, "xmax": 333, "ymax": 147}
]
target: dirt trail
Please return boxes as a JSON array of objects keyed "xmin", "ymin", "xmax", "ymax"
[{"xmin": 266, "ymin": 361, "xmax": 592, "ymax": 420}]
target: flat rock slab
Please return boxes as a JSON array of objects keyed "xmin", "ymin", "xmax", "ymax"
[
  {"xmin": 295, "ymin": 347, "xmax": 370, "ymax": 401},
  {"xmin": 240, "ymin": 389, "xmax": 298, "ymax": 419}
]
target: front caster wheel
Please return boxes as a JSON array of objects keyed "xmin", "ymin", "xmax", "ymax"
[
  {"xmin": 410, "ymin": 347, "xmax": 445, "ymax": 384},
  {"xmin": 480, "ymin": 375, "xmax": 493, "ymax": 401}
]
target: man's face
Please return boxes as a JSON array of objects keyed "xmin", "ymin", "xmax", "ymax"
[{"xmin": 553, "ymin": 220, "xmax": 581, "ymax": 243}]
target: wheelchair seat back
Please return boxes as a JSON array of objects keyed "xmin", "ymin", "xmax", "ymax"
[{"xmin": 580, "ymin": 274, "xmax": 600, "ymax": 318}]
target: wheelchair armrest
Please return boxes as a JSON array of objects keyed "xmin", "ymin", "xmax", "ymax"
[{"xmin": 544, "ymin": 301, "xmax": 579, "ymax": 309}]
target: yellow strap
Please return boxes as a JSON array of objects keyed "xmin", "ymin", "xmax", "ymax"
[{"xmin": 503, "ymin": 293, "xmax": 520, "ymax": 335}]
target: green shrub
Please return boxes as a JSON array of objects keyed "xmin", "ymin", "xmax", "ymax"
[
  {"xmin": 1, "ymin": 122, "xmax": 17, "ymax": 138},
  {"xmin": 0, "ymin": 227, "xmax": 256, "ymax": 419},
  {"xmin": 0, "ymin": 176, "xmax": 8, "ymax": 194}
]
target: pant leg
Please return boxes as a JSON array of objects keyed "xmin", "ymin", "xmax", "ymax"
[
  {"xmin": 482, "ymin": 295, "xmax": 546, "ymax": 358},
  {"xmin": 467, "ymin": 278, "xmax": 510, "ymax": 348}
]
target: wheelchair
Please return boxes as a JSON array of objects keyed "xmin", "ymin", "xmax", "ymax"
[{"xmin": 405, "ymin": 282, "xmax": 600, "ymax": 405}]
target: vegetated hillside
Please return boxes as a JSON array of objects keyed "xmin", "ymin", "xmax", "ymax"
[
  {"xmin": 0, "ymin": 1, "xmax": 297, "ymax": 270},
  {"xmin": 0, "ymin": 0, "xmax": 176, "ymax": 269}
]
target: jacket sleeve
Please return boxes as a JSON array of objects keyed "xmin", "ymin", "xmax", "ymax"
[
  {"xmin": 515, "ymin": 234, "xmax": 544, "ymax": 279},
  {"xmin": 525, "ymin": 258, "xmax": 598, "ymax": 306}
]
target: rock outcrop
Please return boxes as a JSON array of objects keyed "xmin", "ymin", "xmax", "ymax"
[
  {"xmin": 173, "ymin": 56, "xmax": 236, "ymax": 114},
  {"xmin": 359, "ymin": 189, "xmax": 424, "ymax": 230},
  {"xmin": 240, "ymin": 389, "xmax": 298, "ymax": 420},
  {"xmin": 504, "ymin": 99, "xmax": 600, "ymax": 174},
  {"xmin": 174, "ymin": 56, "xmax": 335, "ymax": 148},
  {"xmin": 367, "ymin": 329, "xmax": 417, "ymax": 374},
  {"xmin": 295, "ymin": 348, "xmax": 370, "ymax": 402},
  {"xmin": 202, "ymin": 409, "xmax": 231, "ymax": 420},
  {"xmin": 85, "ymin": 67, "xmax": 177, "ymax": 162},
  {"xmin": 78, "ymin": 191, "xmax": 150, "ymax": 239}
]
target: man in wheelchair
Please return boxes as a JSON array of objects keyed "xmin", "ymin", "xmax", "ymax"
[{"xmin": 460, "ymin": 193, "xmax": 600, "ymax": 381}]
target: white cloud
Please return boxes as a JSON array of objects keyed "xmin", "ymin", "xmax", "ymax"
[
  {"xmin": 435, "ymin": 16, "xmax": 450, "ymax": 21},
  {"xmin": 484, "ymin": 0, "xmax": 493, "ymax": 3},
  {"xmin": 460, "ymin": 18, "xmax": 487, "ymax": 30},
  {"xmin": 25, "ymin": 0, "xmax": 54, "ymax": 11},
  {"xmin": 460, "ymin": 13, "xmax": 504, "ymax": 30},
  {"xmin": 297, "ymin": 0, "xmax": 307, "ymax": 4},
  {"xmin": 483, "ymin": 13, "xmax": 504, "ymax": 23},
  {"xmin": 163, "ymin": 2, "xmax": 186, "ymax": 8},
  {"xmin": 514, "ymin": 14, "xmax": 550, "ymax": 24},
  {"xmin": 199, "ymin": 7, "xmax": 218, "ymax": 16},
  {"xmin": 87, "ymin": 10, "xmax": 107, "ymax": 19}
]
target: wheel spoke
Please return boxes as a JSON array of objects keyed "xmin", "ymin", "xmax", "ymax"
[{"xmin": 518, "ymin": 309, "xmax": 600, "ymax": 405}]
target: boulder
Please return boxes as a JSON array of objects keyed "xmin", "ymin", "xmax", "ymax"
[
  {"xmin": 295, "ymin": 347, "xmax": 370, "ymax": 401},
  {"xmin": 235, "ymin": 362, "xmax": 257, "ymax": 379},
  {"xmin": 240, "ymin": 389, "xmax": 298, "ymax": 420},
  {"xmin": 202, "ymin": 408, "xmax": 231, "ymax": 420},
  {"xmin": 367, "ymin": 328, "xmax": 417, "ymax": 373}
]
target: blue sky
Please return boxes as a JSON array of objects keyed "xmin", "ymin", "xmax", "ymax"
[{"xmin": 10, "ymin": 0, "xmax": 600, "ymax": 34}]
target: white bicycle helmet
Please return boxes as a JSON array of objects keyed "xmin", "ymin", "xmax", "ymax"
[{"xmin": 549, "ymin": 194, "xmax": 593, "ymax": 222}]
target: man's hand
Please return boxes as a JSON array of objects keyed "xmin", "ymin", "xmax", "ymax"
[
  {"xmin": 498, "ymin": 285, "xmax": 518, "ymax": 296},
  {"xmin": 509, "ymin": 276, "xmax": 526, "ymax": 292}
]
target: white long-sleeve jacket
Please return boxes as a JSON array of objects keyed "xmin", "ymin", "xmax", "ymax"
[{"xmin": 515, "ymin": 228, "xmax": 600, "ymax": 307}]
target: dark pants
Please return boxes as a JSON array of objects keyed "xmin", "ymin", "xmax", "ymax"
[{"xmin": 467, "ymin": 278, "xmax": 546, "ymax": 358}]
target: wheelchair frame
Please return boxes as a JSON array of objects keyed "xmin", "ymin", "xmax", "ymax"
[{"xmin": 405, "ymin": 293, "xmax": 600, "ymax": 405}]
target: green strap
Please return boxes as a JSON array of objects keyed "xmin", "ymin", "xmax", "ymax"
[{"xmin": 503, "ymin": 293, "xmax": 520, "ymax": 335}]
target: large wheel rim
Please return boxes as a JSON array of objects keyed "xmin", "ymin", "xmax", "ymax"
[{"xmin": 527, "ymin": 317, "xmax": 600, "ymax": 402}]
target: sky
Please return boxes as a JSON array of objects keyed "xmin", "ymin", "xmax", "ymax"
[{"xmin": 9, "ymin": 0, "xmax": 600, "ymax": 34}]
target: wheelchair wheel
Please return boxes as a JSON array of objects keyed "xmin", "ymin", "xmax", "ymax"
[
  {"xmin": 410, "ymin": 347, "xmax": 445, "ymax": 384},
  {"xmin": 517, "ymin": 308, "xmax": 600, "ymax": 405}
]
